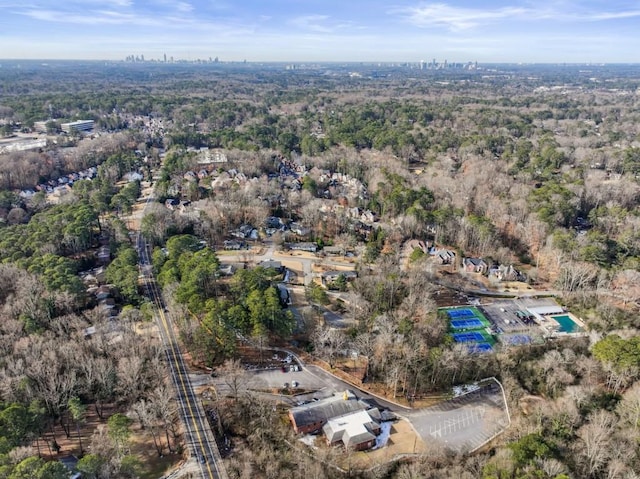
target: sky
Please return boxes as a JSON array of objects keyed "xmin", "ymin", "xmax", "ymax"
[{"xmin": 1, "ymin": 1, "xmax": 640, "ymax": 63}]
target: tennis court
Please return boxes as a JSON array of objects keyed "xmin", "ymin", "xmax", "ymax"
[
  {"xmin": 503, "ymin": 335, "xmax": 532, "ymax": 345},
  {"xmin": 447, "ymin": 308, "xmax": 476, "ymax": 318},
  {"xmin": 468, "ymin": 343, "xmax": 493, "ymax": 353},
  {"xmin": 453, "ymin": 331, "xmax": 485, "ymax": 343},
  {"xmin": 450, "ymin": 318, "xmax": 484, "ymax": 330}
]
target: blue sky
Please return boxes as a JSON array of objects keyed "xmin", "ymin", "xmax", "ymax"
[{"xmin": 1, "ymin": 1, "xmax": 640, "ymax": 62}]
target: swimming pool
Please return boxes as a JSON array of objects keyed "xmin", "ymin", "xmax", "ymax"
[{"xmin": 552, "ymin": 314, "xmax": 583, "ymax": 333}]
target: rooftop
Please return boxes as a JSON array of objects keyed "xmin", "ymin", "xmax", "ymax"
[
  {"xmin": 323, "ymin": 409, "xmax": 380, "ymax": 448},
  {"xmin": 289, "ymin": 391, "xmax": 368, "ymax": 429}
]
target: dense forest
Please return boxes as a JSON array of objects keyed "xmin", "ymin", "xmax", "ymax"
[{"xmin": 1, "ymin": 61, "xmax": 640, "ymax": 478}]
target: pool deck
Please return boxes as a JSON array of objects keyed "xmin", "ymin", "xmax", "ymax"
[{"xmin": 546, "ymin": 313, "xmax": 586, "ymax": 336}]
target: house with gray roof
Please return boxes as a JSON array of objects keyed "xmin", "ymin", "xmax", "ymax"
[
  {"xmin": 321, "ymin": 270, "xmax": 358, "ymax": 285},
  {"xmin": 288, "ymin": 390, "xmax": 368, "ymax": 434}
]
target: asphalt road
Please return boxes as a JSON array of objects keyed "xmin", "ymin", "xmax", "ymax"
[{"xmin": 136, "ymin": 196, "xmax": 227, "ymax": 479}]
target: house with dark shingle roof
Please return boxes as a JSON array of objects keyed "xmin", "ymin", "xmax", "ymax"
[{"xmin": 463, "ymin": 257, "xmax": 488, "ymax": 274}]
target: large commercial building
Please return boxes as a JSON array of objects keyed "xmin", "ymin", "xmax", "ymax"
[{"xmin": 61, "ymin": 120, "xmax": 94, "ymax": 133}]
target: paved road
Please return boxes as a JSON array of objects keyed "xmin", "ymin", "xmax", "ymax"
[{"xmin": 136, "ymin": 196, "xmax": 227, "ymax": 479}]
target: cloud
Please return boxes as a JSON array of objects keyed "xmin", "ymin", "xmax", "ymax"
[
  {"xmin": 176, "ymin": 2, "xmax": 193, "ymax": 13},
  {"xmin": 14, "ymin": 1, "xmax": 211, "ymax": 29},
  {"xmin": 289, "ymin": 14, "xmax": 332, "ymax": 33},
  {"xmin": 397, "ymin": 3, "xmax": 529, "ymax": 30},
  {"xmin": 76, "ymin": 0, "xmax": 133, "ymax": 6},
  {"xmin": 22, "ymin": 8, "xmax": 163, "ymax": 26},
  {"xmin": 395, "ymin": 2, "xmax": 640, "ymax": 31},
  {"xmin": 586, "ymin": 9, "xmax": 640, "ymax": 21}
]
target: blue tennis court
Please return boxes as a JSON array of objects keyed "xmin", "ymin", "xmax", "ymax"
[
  {"xmin": 450, "ymin": 318, "xmax": 484, "ymax": 330},
  {"xmin": 504, "ymin": 335, "xmax": 532, "ymax": 345},
  {"xmin": 468, "ymin": 343, "xmax": 493, "ymax": 353},
  {"xmin": 453, "ymin": 331, "xmax": 485, "ymax": 343},
  {"xmin": 447, "ymin": 308, "xmax": 476, "ymax": 318}
]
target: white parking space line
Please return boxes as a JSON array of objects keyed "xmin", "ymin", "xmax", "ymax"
[{"xmin": 429, "ymin": 407, "xmax": 486, "ymax": 438}]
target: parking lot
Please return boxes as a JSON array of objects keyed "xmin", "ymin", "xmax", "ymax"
[
  {"xmin": 212, "ymin": 357, "xmax": 510, "ymax": 454},
  {"xmin": 404, "ymin": 381, "xmax": 509, "ymax": 453},
  {"xmin": 482, "ymin": 301, "xmax": 532, "ymax": 333},
  {"xmin": 245, "ymin": 365, "xmax": 326, "ymax": 392}
]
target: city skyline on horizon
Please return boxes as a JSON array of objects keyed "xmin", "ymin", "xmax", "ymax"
[{"xmin": 2, "ymin": 1, "xmax": 640, "ymax": 63}]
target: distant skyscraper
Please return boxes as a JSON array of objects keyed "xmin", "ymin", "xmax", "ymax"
[{"xmin": 164, "ymin": 53, "xmax": 167, "ymax": 63}]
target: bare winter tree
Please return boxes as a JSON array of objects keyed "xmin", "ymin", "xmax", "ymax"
[
  {"xmin": 557, "ymin": 260, "xmax": 598, "ymax": 293},
  {"xmin": 219, "ymin": 359, "xmax": 250, "ymax": 402},
  {"xmin": 617, "ymin": 382, "xmax": 640, "ymax": 433},
  {"xmin": 574, "ymin": 409, "xmax": 617, "ymax": 478},
  {"xmin": 312, "ymin": 324, "xmax": 346, "ymax": 369}
]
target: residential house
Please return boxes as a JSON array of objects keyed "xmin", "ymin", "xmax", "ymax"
[
  {"xmin": 463, "ymin": 258, "xmax": 488, "ymax": 274},
  {"xmin": 260, "ymin": 260, "xmax": 284, "ymax": 274},
  {"xmin": 198, "ymin": 148, "xmax": 228, "ymax": 164},
  {"xmin": 19, "ymin": 189, "xmax": 36, "ymax": 199},
  {"xmin": 489, "ymin": 264, "xmax": 525, "ymax": 282},
  {"xmin": 231, "ymin": 224, "xmax": 258, "ymax": 239},
  {"xmin": 285, "ymin": 242, "xmax": 318, "ymax": 253},
  {"xmin": 289, "ymin": 222, "xmax": 310, "ymax": 236},
  {"xmin": 211, "ymin": 172, "xmax": 232, "ymax": 190},
  {"xmin": 405, "ymin": 239, "xmax": 429, "ymax": 254},
  {"xmin": 223, "ymin": 240, "xmax": 245, "ymax": 250},
  {"xmin": 323, "ymin": 246, "xmax": 344, "ymax": 256},
  {"xmin": 95, "ymin": 285, "xmax": 112, "ymax": 300},
  {"xmin": 124, "ymin": 171, "xmax": 144, "ymax": 182},
  {"xmin": 219, "ymin": 264, "xmax": 236, "ymax": 276},
  {"xmin": 183, "ymin": 171, "xmax": 198, "ymax": 183},
  {"xmin": 430, "ymin": 248, "xmax": 456, "ymax": 265},
  {"xmin": 265, "ymin": 216, "xmax": 286, "ymax": 229},
  {"xmin": 47, "ymin": 184, "xmax": 73, "ymax": 204},
  {"xmin": 321, "ymin": 270, "xmax": 358, "ymax": 285}
]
